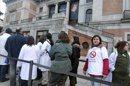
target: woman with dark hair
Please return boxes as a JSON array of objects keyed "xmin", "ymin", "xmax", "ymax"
[
  {"xmin": 109, "ymin": 41, "xmax": 130, "ymax": 86},
  {"xmin": 17, "ymin": 36, "xmax": 40, "ymax": 86},
  {"xmin": 83, "ymin": 35, "xmax": 109, "ymax": 86},
  {"xmin": 48, "ymin": 31, "xmax": 72, "ymax": 86},
  {"xmin": 38, "ymin": 33, "xmax": 54, "ymax": 86},
  {"xmin": 69, "ymin": 36, "xmax": 81, "ymax": 86}
]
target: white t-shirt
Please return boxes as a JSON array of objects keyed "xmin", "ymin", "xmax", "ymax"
[{"xmin": 86, "ymin": 46, "xmax": 108, "ymax": 75}]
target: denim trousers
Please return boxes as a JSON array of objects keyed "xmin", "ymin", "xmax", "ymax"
[
  {"xmin": 0, "ymin": 65, "xmax": 8, "ymax": 80},
  {"xmin": 91, "ymin": 76, "xmax": 102, "ymax": 86}
]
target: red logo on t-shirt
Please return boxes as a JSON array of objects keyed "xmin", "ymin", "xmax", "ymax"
[{"xmin": 90, "ymin": 51, "xmax": 96, "ymax": 58}]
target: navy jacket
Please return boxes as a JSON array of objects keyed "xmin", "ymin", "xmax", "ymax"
[{"xmin": 5, "ymin": 33, "xmax": 26, "ymax": 58}]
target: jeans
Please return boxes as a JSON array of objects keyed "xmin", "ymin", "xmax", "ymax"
[
  {"xmin": 0, "ymin": 65, "xmax": 8, "ymax": 80},
  {"xmin": 9, "ymin": 60, "xmax": 17, "ymax": 86},
  {"xmin": 91, "ymin": 76, "xmax": 102, "ymax": 86}
]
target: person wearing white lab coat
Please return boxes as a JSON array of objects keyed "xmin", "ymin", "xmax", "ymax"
[
  {"xmin": 0, "ymin": 28, "xmax": 12, "ymax": 82},
  {"xmin": 38, "ymin": 33, "xmax": 54, "ymax": 86},
  {"xmin": 36, "ymin": 35, "xmax": 46, "ymax": 80},
  {"xmin": 109, "ymin": 41, "xmax": 130, "ymax": 86},
  {"xmin": 107, "ymin": 48, "xmax": 118, "ymax": 82},
  {"xmin": 17, "ymin": 36, "xmax": 40, "ymax": 86}
]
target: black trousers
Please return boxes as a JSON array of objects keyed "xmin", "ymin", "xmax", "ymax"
[
  {"xmin": 69, "ymin": 76, "xmax": 77, "ymax": 86},
  {"xmin": 21, "ymin": 79, "xmax": 33, "ymax": 86},
  {"xmin": 0, "ymin": 65, "xmax": 8, "ymax": 80}
]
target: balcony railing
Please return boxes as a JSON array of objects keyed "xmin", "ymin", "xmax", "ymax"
[
  {"xmin": 21, "ymin": 18, "xmax": 33, "ymax": 23},
  {"xmin": 121, "ymin": 10, "xmax": 130, "ymax": 22},
  {"xmin": 3, "ymin": 0, "xmax": 16, "ymax": 3},
  {"xmin": 123, "ymin": 10, "xmax": 130, "ymax": 19},
  {"xmin": 10, "ymin": 20, "xmax": 19, "ymax": 24}
]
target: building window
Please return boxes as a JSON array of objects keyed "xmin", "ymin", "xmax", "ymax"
[
  {"xmin": 127, "ymin": 34, "xmax": 130, "ymax": 41},
  {"xmin": 10, "ymin": 13, "xmax": 15, "ymax": 21},
  {"xmin": 82, "ymin": 42, "xmax": 89, "ymax": 49},
  {"xmin": 23, "ymin": 31, "xmax": 30, "ymax": 37},
  {"xmin": 36, "ymin": 30, "xmax": 48, "ymax": 42},
  {"xmin": 85, "ymin": 9, "xmax": 92, "ymax": 23},
  {"xmin": 58, "ymin": 2, "xmax": 67, "ymax": 14},
  {"xmin": 124, "ymin": 32, "xmax": 130, "ymax": 42},
  {"xmin": 86, "ymin": 0, "xmax": 93, "ymax": 3},
  {"xmin": 49, "ymin": 5, "xmax": 55, "ymax": 18},
  {"xmin": 41, "ymin": 0, "xmax": 44, "ymax": 2},
  {"xmin": 69, "ymin": 1, "xmax": 79, "ymax": 24},
  {"xmin": 39, "ymin": 7, "xmax": 43, "ymax": 12}
]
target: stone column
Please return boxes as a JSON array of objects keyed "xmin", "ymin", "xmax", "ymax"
[
  {"xmin": 64, "ymin": 1, "xmax": 70, "ymax": 25},
  {"xmin": 123, "ymin": 0, "xmax": 130, "ymax": 10},
  {"xmin": 43, "ymin": 3, "xmax": 47, "ymax": 14},
  {"xmin": 66, "ymin": 1, "xmax": 70, "ymax": 19},
  {"xmin": 55, "ymin": 3, "xmax": 58, "ymax": 14}
]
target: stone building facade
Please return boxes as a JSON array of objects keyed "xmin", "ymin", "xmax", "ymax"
[
  {"xmin": 78, "ymin": 0, "xmax": 130, "ymax": 43},
  {"xmin": 3, "ymin": 0, "xmax": 130, "ymax": 54},
  {"xmin": 3, "ymin": 0, "xmax": 70, "ymax": 42}
]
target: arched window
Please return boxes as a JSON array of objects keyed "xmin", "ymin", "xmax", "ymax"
[
  {"xmin": 85, "ymin": 9, "xmax": 92, "ymax": 23},
  {"xmin": 86, "ymin": 0, "xmax": 93, "ymax": 3}
]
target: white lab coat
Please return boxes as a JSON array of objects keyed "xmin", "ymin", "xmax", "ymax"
[
  {"xmin": 0, "ymin": 33, "xmax": 11, "ymax": 65},
  {"xmin": 37, "ymin": 42, "xmax": 42, "ymax": 63},
  {"xmin": 17, "ymin": 44, "xmax": 40, "ymax": 80},
  {"xmin": 106, "ymin": 50, "xmax": 118, "ymax": 82},
  {"xmin": 39, "ymin": 39, "xmax": 51, "ymax": 71}
]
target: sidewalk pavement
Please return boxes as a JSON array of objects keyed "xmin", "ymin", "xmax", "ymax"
[{"xmin": 0, "ymin": 56, "xmax": 109, "ymax": 86}]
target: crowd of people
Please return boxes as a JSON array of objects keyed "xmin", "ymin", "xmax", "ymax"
[{"xmin": 0, "ymin": 27, "xmax": 130, "ymax": 86}]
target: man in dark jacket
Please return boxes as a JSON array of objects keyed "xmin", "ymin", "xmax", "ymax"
[{"xmin": 5, "ymin": 28, "xmax": 26, "ymax": 86}]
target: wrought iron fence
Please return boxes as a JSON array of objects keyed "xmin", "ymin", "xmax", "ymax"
[{"xmin": 0, "ymin": 54, "xmax": 121, "ymax": 86}]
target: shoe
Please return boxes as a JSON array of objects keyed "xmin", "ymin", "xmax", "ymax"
[{"xmin": 0, "ymin": 78, "xmax": 9, "ymax": 82}]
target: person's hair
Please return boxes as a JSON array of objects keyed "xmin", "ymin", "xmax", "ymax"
[
  {"xmin": 39, "ymin": 35, "xmax": 46, "ymax": 43},
  {"xmin": 115, "ymin": 41, "xmax": 128, "ymax": 52},
  {"xmin": 72, "ymin": 36, "xmax": 80, "ymax": 45},
  {"xmin": 46, "ymin": 33, "xmax": 54, "ymax": 46},
  {"xmin": 58, "ymin": 31, "xmax": 70, "ymax": 43},
  {"xmin": 27, "ymin": 36, "xmax": 34, "ymax": 46},
  {"xmin": 91, "ymin": 35, "xmax": 102, "ymax": 47},
  {"xmin": 16, "ymin": 28, "xmax": 21, "ymax": 33},
  {"xmin": 5, "ymin": 28, "xmax": 12, "ymax": 34}
]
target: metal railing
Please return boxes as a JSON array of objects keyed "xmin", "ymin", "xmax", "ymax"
[
  {"xmin": 73, "ymin": 23, "xmax": 115, "ymax": 38},
  {"xmin": 21, "ymin": 18, "xmax": 33, "ymax": 23},
  {"xmin": 0, "ymin": 54, "xmax": 122, "ymax": 86},
  {"xmin": 10, "ymin": 20, "xmax": 19, "ymax": 24}
]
